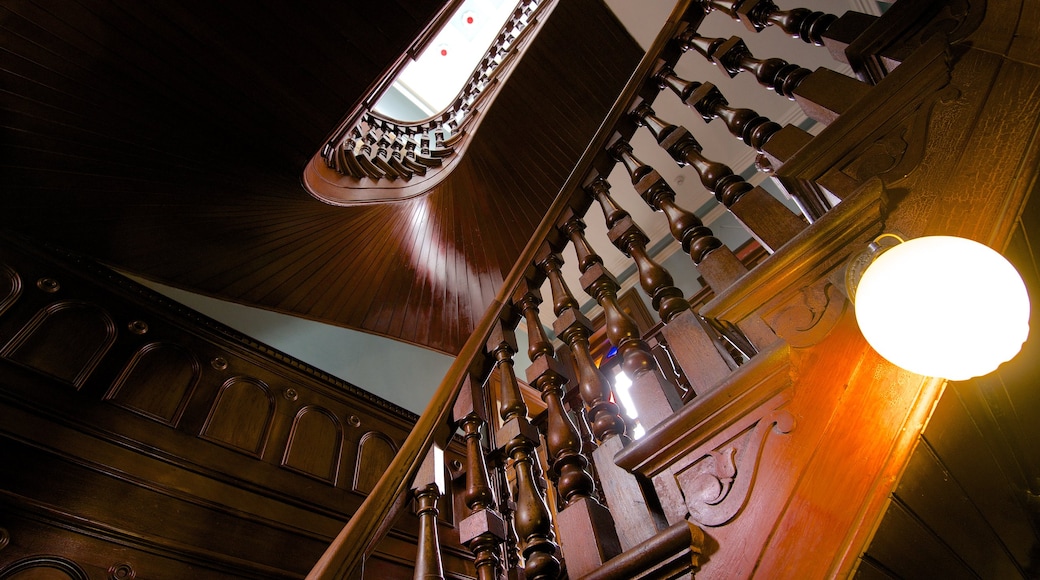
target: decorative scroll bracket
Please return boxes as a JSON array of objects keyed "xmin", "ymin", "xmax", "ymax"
[{"xmin": 676, "ymin": 404, "xmax": 795, "ymax": 527}]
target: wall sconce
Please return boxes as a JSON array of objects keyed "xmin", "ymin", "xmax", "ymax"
[{"xmin": 848, "ymin": 234, "xmax": 1030, "ymax": 380}]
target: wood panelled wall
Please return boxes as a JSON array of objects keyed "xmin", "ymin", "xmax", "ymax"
[{"xmin": 0, "ymin": 234, "xmax": 472, "ymax": 579}]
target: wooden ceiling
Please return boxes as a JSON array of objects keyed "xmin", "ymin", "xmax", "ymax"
[{"xmin": 1, "ymin": 0, "xmax": 643, "ymax": 354}]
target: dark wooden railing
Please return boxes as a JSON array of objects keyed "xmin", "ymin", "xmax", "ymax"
[
  {"xmin": 307, "ymin": 0, "xmax": 1023, "ymax": 577},
  {"xmin": 307, "ymin": 0, "xmax": 552, "ymax": 205}
]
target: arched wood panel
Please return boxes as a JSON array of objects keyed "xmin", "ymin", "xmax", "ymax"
[
  {"xmin": 353, "ymin": 431, "xmax": 398, "ymax": 495},
  {"xmin": 281, "ymin": 405, "xmax": 343, "ymax": 484},
  {"xmin": 105, "ymin": 341, "xmax": 201, "ymax": 426},
  {"xmin": 0, "ymin": 264, "xmax": 22, "ymax": 319},
  {"xmin": 201, "ymin": 376, "xmax": 275, "ymax": 458},
  {"xmin": 0, "ymin": 300, "xmax": 116, "ymax": 389}
]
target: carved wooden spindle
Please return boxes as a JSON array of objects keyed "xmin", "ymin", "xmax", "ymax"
[
  {"xmin": 564, "ymin": 216, "xmax": 603, "ymax": 274},
  {"xmin": 621, "ymin": 112, "xmax": 751, "ymax": 210},
  {"xmin": 656, "ymin": 66, "xmax": 782, "ymax": 154},
  {"xmin": 608, "ymin": 139, "xmax": 738, "ymax": 258},
  {"xmin": 487, "ymin": 321, "xmax": 561, "ymax": 580},
  {"xmin": 564, "ymin": 219, "xmax": 652, "ymax": 381},
  {"xmin": 510, "ymin": 445, "xmax": 559, "ymax": 580},
  {"xmin": 518, "ymin": 286, "xmax": 595, "ymax": 505},
  {"xmin": 542, "ymin": 253, "xmax": 627, "ymax": 444},
  {"xmin": 412, "ymin": 445, "xmax": 446, "ymax": 580},
  {"xmin": 562, "ymin": 215, "xmax": 683, "ymax": 430},
  {"xmin": 518, "ymin": 278, "xmax": 621, "ymax": 575},
  {"xmin": 543, "ymin": 248, "xmax": 668, "ymax": 550},
  {"xmin": 588, "ymin": 155, "xmax": 781, "ymax": 353},
  {"xmin": 587, "ymin": 179, "xmax": 692, "ymax": 324},
  {"xmin": 701, "ymin": 0, "xmax": 837, "ymax": 45},
  {"xmin": 454, "ymin": 376, "xmax": 505, "ymax": 580},
  {"xmin": 682, "ymin": 27, "xmax": 874, "ymax": 131},
  {"xmin": 491, "ymin": 327, "xmax": 527, "ymax": 425},
  {"xmin": 678, "ymin": 31, "xmax": 812, "ymax": 99},
  {"xmin": 623, "ymin": 113, "xmax": 805, "ymax": 254}
]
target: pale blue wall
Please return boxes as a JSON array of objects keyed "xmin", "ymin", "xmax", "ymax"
[{"xmin": 129, "ymin": 277, "xmax": 455, "ymax": 415}]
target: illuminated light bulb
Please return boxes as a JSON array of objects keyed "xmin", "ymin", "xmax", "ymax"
[{"xmin": 854, "ymin": 236, "xmax": 1030, "ymax": 380}]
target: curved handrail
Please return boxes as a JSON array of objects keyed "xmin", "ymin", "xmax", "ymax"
[{"xmin": 303, "ymin": 0, "xmax": 552, "ymax": 206}]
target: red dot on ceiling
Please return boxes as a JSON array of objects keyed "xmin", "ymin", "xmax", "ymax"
[
  {"xmin": 466, "ymin": 15, "xmax": 474, "ymax": 24},
  {"xmin": 440, "ymin": 48, "xmax": 448, "ymax": 56}
]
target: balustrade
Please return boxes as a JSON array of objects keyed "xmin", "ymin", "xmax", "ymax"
[
  {"xmin": 625, "ymin": 109, "xmax": 805, "ymax": 252},
  {"xmin": 516, "ymin": 278, "xmax": 624, "ymax": 574},
  {"xmin": 487, "ymin": 319, "xmax": 562, "ymax": 579},
  {"xmin": 320, "ymin": 0, "xmax": 549, "ymax": 186},
  {"xmin": 308, "ymin": 0, "xmax": 933, "ymax": 577},
  {"xmin": 454, "ymin": 376, "xmax": 505, "ymax": 580},
  {"xmin": 700, "ymin": 0, "xmax": 838, "ymax": 44},
  {"xmin": 656, "ymin": 66, "xmax": 781, "ymax": 154}
]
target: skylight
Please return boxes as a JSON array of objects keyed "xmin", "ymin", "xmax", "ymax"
[{"xmin": 372, "ymin": 0, "xmax": 521, "ymax": 122}]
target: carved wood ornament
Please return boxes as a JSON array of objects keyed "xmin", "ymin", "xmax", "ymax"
[{"xmin": 677, "ymin": 404, "xmax": 795, "ymax": 527}]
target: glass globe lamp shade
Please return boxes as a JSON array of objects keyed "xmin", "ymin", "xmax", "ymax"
[{"xmin": 854, "ymin": 236, "xmax": 1030, "ymax": 380}]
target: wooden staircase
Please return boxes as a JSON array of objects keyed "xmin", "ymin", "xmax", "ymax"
[
  {"xmin": 1, "ymin": 0, "xmax": 1038, "ymax": 578},
  {"xmin": 307, "ymin": 0, "xmax": 1040, "ymax": 577}
]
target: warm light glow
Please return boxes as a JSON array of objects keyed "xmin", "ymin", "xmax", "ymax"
[{"xmin": 855, "ymin": 236, "xmax": 1030, "ymax": 380}]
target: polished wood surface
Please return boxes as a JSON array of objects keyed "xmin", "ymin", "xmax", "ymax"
[
  {"xmin": 0, "ymin": 235, "xmax": 473, "ymax": 578},
  {"xmin": 4, "ymin": 0, "xmax": 1040, "ymax": 577},
  {"xmin": 1, "ymin": 0, "xmax": 641, "ymax": 355},
  {"xmin": 859, "ymin": 176, "xmax": 1040, "ymax": 578}
]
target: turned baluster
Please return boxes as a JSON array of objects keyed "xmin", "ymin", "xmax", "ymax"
[
  {"xmin": 587, "ymin": 179, "xmax": 691, "ymax": 324},
  {"xmin": 517, "ymin": 285, "xmax": 595, "ymax": 505},
  {"xmin": 592, "ymin": 182, "xmax": 742, "ymax": 395},
  {"xmin": 516, "ymin": 279, "xmax": 621, "ymax": 575},
  {"xmin": 487, "ymin": 322, "xmax": 561, "ymax": 580},
  {"xmin": 678, "ymin": 31, "xmax": 812, "ymax": 99},
  {"xmin": 543, "ymin": 249, "xmax": 673, "ymax": 549},
  {"xmin": 594, "ymin": 154, "xmax": 782, "ymax": 353},
  {"xmin": 604, "ymin": 143, "xmax": 725, "ymax": 261},
  {"xmin": 619, "ymin": 113, "xmax": 751, "ymax": 211},
  {"xmin": 620, "ymin": 115, "xmax": 804, "ymax": 254},
  {"xmin": 412, "ymin": 445, "xmax": 446, "ymax": 580},
  {"xmin": 562, "ymin": 217, "xmax": 654, "ymax": 381},
  {"xmin": 701, "ymin": 0, "xmax": 837, "ymax": 45},
  {"xmin": 560, "ymin": 216, "xmax": 683, "ymax": 430},
  {"xmin": 657, "ymin": 66, "xmax": 781, "ymax": 154},
  {"xmin": 496, "ymin": 475, "xmax": 524, "ymax": 580},
  {"xmin": 356, "ymin": 135, "xmax": 385, "ymax": 179},
  {"xmin": 542, "ymin": 252, "xmax": 627, "ymax": 444},
  {"xmin": 454, "ymin": 376, "xmax": 505, "ymax": 580},
  {"xmin": 677, "ymin": 30, "xmax": 871, "ymax": 125},
  {"xmin": 654, "ymin": 65, "xmax": 816, "ymax": 182},
  {"xmin": 373, "ymin": 136, "xmax": 401, "ymax": 180}
]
